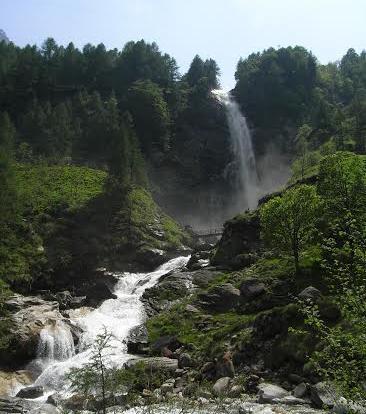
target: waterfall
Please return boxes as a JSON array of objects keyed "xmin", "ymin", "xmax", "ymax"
[
  {"xmin": 212, "ymin": 90, "xmax": 259, "ymax": 212},
  {"xmin": 37, "ymin": 321, "xmax": 75, "ymax": 365}
]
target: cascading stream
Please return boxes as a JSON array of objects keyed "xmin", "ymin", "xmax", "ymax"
[
  {"xmin": 212, "ymin": 90, "xmax": 259, "ymax": 212},
  {"xmin": 31, "ymin": 256, "xmax": 190, "ymax": 395}
]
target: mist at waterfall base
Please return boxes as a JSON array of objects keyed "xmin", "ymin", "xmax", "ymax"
[{"xmin": 24, "ymin": 256, "xmax": 190, "ymax": 397}]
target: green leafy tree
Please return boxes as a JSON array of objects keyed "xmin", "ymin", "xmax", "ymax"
[
  {"xmin": 260, "ymin": 185, "xmax": 320, "ymax": 275},
  {"xmin": 318, "ymin": 152, "xmax": 366, "ymax": 289},
  {"xmin": 67, "ymin": 328, "xmax": 114, "ymax": 414},
  {"xmin": 299, "ymin": 153, "xmax": 366, "ymax": 403},
  {"xmin": 115, "ymin": 40, "xmax": 178, "ymax": 93},
  {"xmin": 235, "ymin": 46, "xmax": 317, "ymax": 129}
]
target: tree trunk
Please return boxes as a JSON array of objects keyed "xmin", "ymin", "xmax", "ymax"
[{"xmin": 99, "ymin": 353, "xmax": 106, "ymax": 414}]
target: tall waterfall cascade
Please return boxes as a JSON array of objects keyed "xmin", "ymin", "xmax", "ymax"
[
  {"xmin": 212, "ymin": 90, "xmax": 259, "ymax": 212},
  {"xmin": 29, "ymin": 256, "xmax": 190, "ymax": 394}
]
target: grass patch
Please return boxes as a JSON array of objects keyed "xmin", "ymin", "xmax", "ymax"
[
  {"xmin": 147, "ymin": 302, "xmax": 255, "ymax": 359},
  {"xmin": 15, "ymin": 163, "xmax": 107, "ymax": 213}
]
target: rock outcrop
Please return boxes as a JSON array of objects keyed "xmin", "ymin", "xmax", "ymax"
[
  {"xmin": 0, "ymin": 370, "xmax": 33, "ymax": 397},
  {"xmin": 142, "ymin": 268, "xmax": 221, "ymax": 315},
  {"xmin": 0, "ymin": 294, "xmax": 76, "ymax": 368},
  {"xmin": 197, "ymin": 283, "xmax": 240, "ymax": 312},
  {"xmin": 211, "ymin": 211, "xmax": 262, "ymax": 269}
]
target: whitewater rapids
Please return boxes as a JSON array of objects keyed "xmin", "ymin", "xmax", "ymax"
[{"xmin": 30, "ymin": 256, "xmax": 190, "ymax": 395}]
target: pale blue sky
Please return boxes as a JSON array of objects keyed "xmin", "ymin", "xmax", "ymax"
[{"xmin": 1, "ymin": 0, "xmax": 366, "ymax": 89}]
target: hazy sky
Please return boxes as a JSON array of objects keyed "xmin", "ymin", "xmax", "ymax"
[{"xmin": 2, "ymin": 0, "xmax": 366, "ymax": 89}]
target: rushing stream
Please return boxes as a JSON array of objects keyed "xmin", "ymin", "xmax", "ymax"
[{"xmin": 28, "ymin": 256, "xmax": 190, "ymax": 396}]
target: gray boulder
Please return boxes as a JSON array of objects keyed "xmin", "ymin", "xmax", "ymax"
[
  {"xmin": 310, "ymin": 382, "xmax": 337, "ymax": 408},
  {"xmin": 16, "ymin": 385, "xmax": 44, "ymax": 399},
  {"xmin": 125, "ymin": 357, "xmax": 178, "ymax": 373},
  {"xmin": 257, "ymin": 383, "xmax": 289, "ymax": 403},
  {"xmin": 0, "ymin": 397, "xmax": 58, "ymax": 414},
  {"xmin": 178, "ymin": 352, "xmax": 193, "ymax": 368},
  {"xmin": 197, "ymin": 283, "xmax": 240, "ymax": 312},
  {"xmin": 213, "ymin": 377, "xmax": 232, "ymax": 396},
  {"xmin": 46, "ymin": 393, "xmax": 63, "ymax": 406},
  {"xmin": 293, "ymin": 382, "xmax": 308, "ymax": 398},
  {"xmin": 127, "ymin": 325, "xmax": 149, "ymax": 355},
  {"xmin": 229, "ymin": 384, "xmax": 243, "ymax": 397},
  {"xmin": 240, "ymin": 279, "xmax": 266, "ymax": 300},
  {"xmin": 298, "ymin": 286, "xmax": 322, "ymax": 302}
]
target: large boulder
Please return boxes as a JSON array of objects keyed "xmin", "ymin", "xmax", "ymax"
[
  {"xmin": 136, "ymin": 247, "xmax": 168, "ymax": 268},
  {"xmin": 125, "ymin": 357, "xmax": 178, "ymax": 373},
  {"xmin": 127, "ymin": 325, "xmax": 149, "ymax": 355},
  {"xmin": 310, "ymin": 382, "xmax": 337, "ymax": 408},
  {"xmin": 16, "ymin": 385, "xmax": 44, "ymax": 399},
  {"xmin": 211, "ymin": 211, "xmax": 262, "ymax": 269},
  {"xmin": 0, "ymin": 397, "xmax": 58, "ymax": 414},
  {"xmin": 240, "ymin": 279, "xmax": 266, "ymax": 301},
  {"xmin": 213, "ymin": 377, "xmax": 231, "ymax": 396},
  {"xmin": 150, "ymin": 335, "xmax": 181, "ymax": 355},
  {"xmin": 257, "ymin": 383, "xmax": 289, "ymax": 403},
  {"xmin": 298, "ymin": 286, "xmax": 322, "ymax": 302},
  {"xmin": 197, "ymin": 283, "xmax": 240, "ymax": 312},
  {"xmin": 0, "ymin": 295, "xmax": 72, "ymax": 368},
  {"xmin": 85, "ymin": 281, "xmax": 117, "ymax": 306},
  {"xmin": 293, "ymin": 382, "xmax": 308, "ymax": 398},
  {"xmin": 178, "ymin": 353, "xmax": 193, "ymax": 368}
]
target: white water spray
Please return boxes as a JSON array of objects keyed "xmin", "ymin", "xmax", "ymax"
[
  {"xmin": 212, "ymin": 90, "xmax": 259, "ymax": 212},
  {"xmin": 37, "ymin": 321, "xmax": 75, "ymax": 364}
]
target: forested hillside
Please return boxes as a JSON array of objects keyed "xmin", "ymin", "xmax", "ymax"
[
  {"xmin": 235, "ymin": 46, "xmax": 366, "ymax": 165},
  {"xmin": 0, "ymin": 34, "xmax": 365, "ymax": 411}
]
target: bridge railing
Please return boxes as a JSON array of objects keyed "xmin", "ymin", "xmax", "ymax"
[{"xmin": 193, "ymin": 228, "xmax": 223, "ymax": 237}]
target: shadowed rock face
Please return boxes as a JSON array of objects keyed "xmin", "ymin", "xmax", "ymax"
[
  {"xmin": 150, "ymin": 98, "xmax": 235, "ymax": 229},
  {"xmin": 212, "ymin": 211, "xmax": 262, "ymax": 269}
]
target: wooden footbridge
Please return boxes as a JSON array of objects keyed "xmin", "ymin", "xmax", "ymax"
[
  {"xmin": 184, "ymin": 227, "xmax": 224, "ymax": 240},
  {"xmin": 194, "ymin": 228, "xmax": 223, "ymax": 237}
]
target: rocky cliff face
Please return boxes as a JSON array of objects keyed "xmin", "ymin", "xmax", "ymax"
[{"xmin": 150, "ymin": 98, "xmax": 236, "ymax": 229}]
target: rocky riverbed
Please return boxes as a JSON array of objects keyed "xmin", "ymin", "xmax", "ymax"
[{"xmin": 0, "ymin": 241, "xmax": 361, "ymax": 414}]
